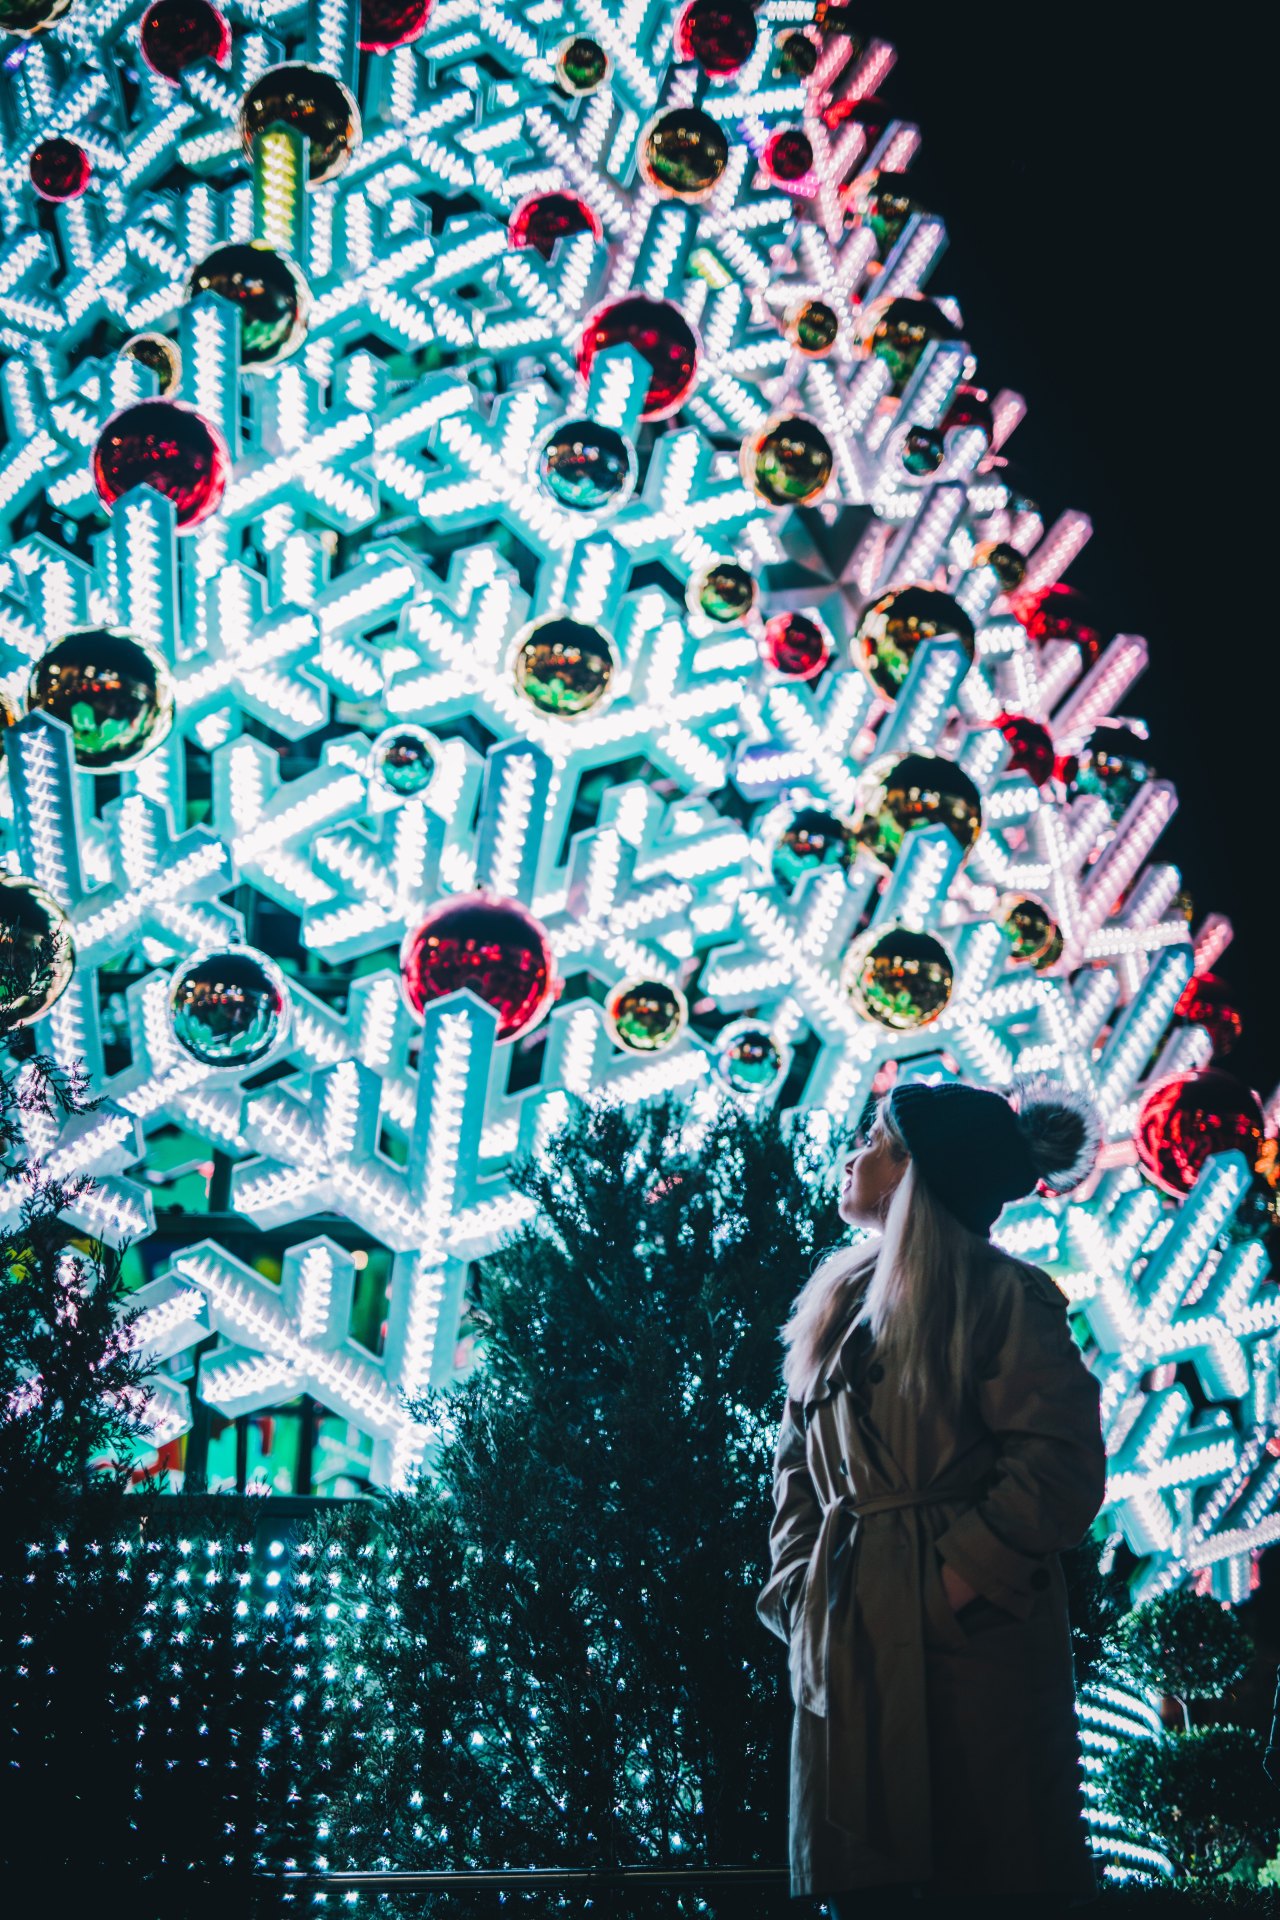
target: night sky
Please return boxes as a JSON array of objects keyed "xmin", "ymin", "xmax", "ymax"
[{"xmin": 861, "ymin": 11, "xmax": 1278, "ymax": 1100}]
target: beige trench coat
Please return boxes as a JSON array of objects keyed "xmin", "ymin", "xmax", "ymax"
[{"xmin": 757, "ymin": 1243, "xmax": 1107, "ymax": 1900}]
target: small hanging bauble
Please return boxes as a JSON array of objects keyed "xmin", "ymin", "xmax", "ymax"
[
  {"xmin": 715, "ymin": 1020, "xmax": 787, "ymax": 1095},
  {"xmin": 577, "ymin": 295, "xmax": 699, "ymax": 421},
  {"xmin": 187, "ymin": 241, "xmax": 309, "ymax": 368},
  {"xmin": 900, "ymin": 425, "xmax": 944, "ymax": 477},
  {"xmin": 641, "ymin": 108, "xmax": 728, "ymax": 202},
  {"xmin": 604, "ymin": 977, "xmax": 687, "ymax": 1052},
  {"xmin": 865, "ymin": 172, "xmax": 912, "ymax": 255},
  {"xmin": 358, "ymin": 0, "xmax": 433, "ymax": 52},
  {"xmin": 536, "ymin": 418, "xmax": 635, "ymax": 513},
  {"xmin": 999, "ymin": 895, "xmax": 1063, "ymax": 970},
  {"xmin": 92, "ymin": 400, "xmax": 229, "ymax": 529},
  {"xmin": 553, "ymin": 34, "xmax": 609, "ymax": 93},
  {"xmin": 512, "ymin": 615, "xmax": 616, "ymax": 717},
  {"xmin": 974, "ymin": 539, "xmax": 1026, "ymax": 590},
  {"xmin": 139, "ymin": 0, "xmax": 230, "ymax": 77},
  {"xmin": 28, "ymin": 628, "xmax": 175, "ymax": 771},
  {"xmin": 239, "ymin": 64, "xmax": 360, "ymax": 185},
  {"xmin": 1071, "ymin": 725, "xmax": 1152, "ymax": 817},
  {"xmin": 0, "ymin": 877, "xmax": 75, "ymax": 1031},
  {"xmin": 508, "ymin": 191, "xmax": 601, "ymax": 262},
  {"xmin": 868, "ymin": 296, "xmax": 962, "ymax": 393},
  {"xmin": 855, "ymin": 585, "xmax": 976, "ymax": 702},
  {"xmin": 993, "ymin": 712, "xmax": 1055, "ymax": 787},
  {"xmin": 675, "ymin": 0, "xmax": 757, "ymax": 75},
  {"xmin": 763, "ymin": 126, "xmax": 814, "ymax": 188},
  {"xmin": 842, "ymin": 924, "xmax": 954, "ymax": 1032},
  {"xmin": 1175, "ymin": 973, "xmax": 1243, "ymax": 1056},
  {"xmin": 0, "ymin": 0, "xmax": 74, "ymax": 34},
  {"xmin": 776, "ymin": 29, "xmax": 817, "ymax": 76},
  {"xmin": 744, "ymin": 415, "xmax": 833, "ymax": 507},
  {"xmin": 1224, "ymin": 1175, "xmax": 1280, "ymax": 1247},
  {"xmin": 119, "ymin": 331, "xmax": 181, "ymax": 395},
  {"xmin": 785, "ymin": 300, "xmax": 839, "ymax": 357},
  {"xmin": 400, "ymin": 892, "xmax": 558, "ymax": 1042},
  {"xmin": 1010, "ymin": 583, "xmax": 1103, "ymax": 666},
  {"xmin": 29, "ymin": 137, "xmax": 90, "ymax": 202},
  {"xmin": 368, "ymin": 723, "xmax": 439, "ymax": 798},
  {"xmin": 688, "ymin": 561, "xmax": 755, "ymax": 625},
  {"xmin": 760, "ymin": 610, "xmax": 830, "ymax": 680},
  {"xmin": 855, "ymin": 752, "xmax": 982, "ymax": 868},
  {"xmin": 771, "ymin": 806, "xmax": 857, "ymax": 892},
  {"xmin": 169, "ymin": 946, "xmax": 290, "ymax": 1068},
  {"xmin": 941, "ymin": 383, "xmax": 993, "ymax": 446},
  {"xmin": 1134, "ymin": 1069, "xmax": 1265, "ymax": 1199}
]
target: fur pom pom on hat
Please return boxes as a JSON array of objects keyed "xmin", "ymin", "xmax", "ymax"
[{"xmin": 887, "ymin": 1076, "xmax": 1100, "ymax": 1237}]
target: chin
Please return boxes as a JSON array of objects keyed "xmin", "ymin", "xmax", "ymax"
[{"xmin": 838, "ymin": 1190, "xmax": 869, "ymax": 1228}]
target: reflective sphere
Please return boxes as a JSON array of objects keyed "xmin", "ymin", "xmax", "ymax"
[
  {"xmin": 28, "ymin": 627, "xmax": 175, "ymax": 771},
  {"xmin": 771, "ymin": 806, "xmax": 857, "ymax": 892},
  {"xmin": 689, "ymin": 561, "xmax": 755, "ymax": 624},
  {"xmin": 842, "ymin": 925, "xmax": 954, "ymax": 1031},
  {"xmin": 368, "ymin": 723, "xmax": 439, "ymax": 798},
  {"xmin": 641, "ymin": 108, "xmax": 728, "ymax": 201},
  {"xmin": 777, "ymin": 29, "xmax": 817, "ymax": 77},
  {"xmin": 994, "ymin": 712, "xmax": 1055, "ymax": 787},
  {"xmin": 358, "ymin": 0, "xmax": 433, "ymax": 51},
  {"xmin": 856, "ymin": 752, "xmax": 982, "ymax": 868},
  {"xmin": 1011, "ymin": 583, "xmax": 1104, "ymax": 667},
  {"xmin": 577, "ymin": 294, "xmax": 699, "ymax": 421},
  {"xmin": 119, "ymin": 331, "xmax": 181, "ymax": 395},
  {"xmin": 715, "ymin": 1020, "xmax": 787, "ymax": 1094},
  {"xmin": 29, "ymin": 137, "xmax": 91, "ymax": 201},
  {"xmin": 760, "ymin": 610, "xmax": 830, "ymax": 680},
  {"xmin": 1134, "ymin": 1069, "xmax": 1265, "ymax": 1199},
  {"xmin": 604, "ymin": 977, "xmax": 687, "ymax": 1052},
  {"xmin": 169, "ymin": 946, "xmax": 290, "ymax": 1068},
  {"xmin": 554, "ymin": 35, "xmax": 609, "ymax": 93},
  {"xmin": 1000, "ymin": 895, "xmax": 1063, "ymax": 970},
  {"xmin": 785, "ymin": 299, "xmax": 839, "ymax": 356},
  {"xmin": 1071, "ymin": 725, "xmax": 1152, "ymax": 818},
  {"xmin": 868, "ymin": 296, "xmax": 962, "ymax": 393},
  {"xmin": 536, "ymin": 418, "xmax": 635, "ymax": 512},
  {"xmin": 675, "ymin": 0, "xmax": 757, "ymax": 75},
  {"xmin": 764, "ymin": 126, "xmax": 814, "ymax": 186},
  {"xmin": 1175, "ymin": 973, "xmax": 1243, "ymax": 1056},
  {"xmin": 975, "ymin": 540, "xmax": 1027, "ymax": 590},
  {"xmin": 856, "ymin": 584, "xmax": 976, "ymax": 702},
  {"xmin": 92, "ymin": 400, "xmax": 229, "ymax": 529},
  {"xmin": 942, "ymin": 383, "xmax": 994, "ymax": 445},
  {"xmin": 187, "ymin": 241, "xmax": 309, "ymax": 368},
  {"xmin": 508, "ymin": 190, "xmax": 601, "ymax": 262},
  {"xmin": 239, "ymin": 63, "xmax": 360, "ymax": 185},
  {"xmin": 900, "ymin": 425, "xmax": 944, "ymax": 476},
  {"xmin": 745, "ymin": 415, "xmax": 833, "ymax": 507},
  {"xmin": 0, "ymin": 877, "xmax": 74, "ymax": 1031},
  {"xmin": 513, "ymin": 615, "xmax": 616, "ymax": 717},
  {"xmin": 400, "ymin": 892, "xmax": 557, "ymax": 1042},
  {"xmin": 139, "ymin": 0, "xmax": 230, "ymax": 77},
  {"xmin": 865, "ymin": 172, "xmax": 912, "ymax": 255},
  {"xmin": 0, "ymin": 0, "xmax": 74, "ymax": 34}
]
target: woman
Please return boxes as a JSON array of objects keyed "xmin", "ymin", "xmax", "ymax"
[{"xmin": 757, "ymin": 1078, "xmax": 1108, "ymax": 1917}]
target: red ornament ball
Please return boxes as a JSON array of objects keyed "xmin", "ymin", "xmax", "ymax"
[
  {"xmin": 1175, "ymin": 974, "xmax": 1243, "ymax": 1057},
  {"xmin": 675, "ymin": 0, "xmax": 757, "ymax": 75},
  {"xmin": 1011, "ymin": 584, "xmax": 1104, "ymax": 667},
  {"xmin": 29, "ymin": 137, "xmax": 91, "ymax": 202},
  {"xmin": 508, "ymin": 191, "xmax": 601, "ymax": 263},
  {"xmin": 400, "ymin": 893, "xmax": 558, "ymax": 1043},
  {"xmin": 358, "ymin": 0, "xmax": 433, "ymax": 52},
  {"xmin": 764, "ymin": 126, "xmax": 814, "ymax": 187},
  {"xmin": 139, "ymin": 0, "xmax": 230, "ymax": 78},
  {"xmin": 941, "ymin": 383, "xmax": 994, "ymax": 445},
  {"xmin": 761, "ymin": 611, "xmax": 830, "ymax": 680},
  {"xmin": 994, "ymin": 712, "xmax": 1055, "ymax": 787},
  {"xmin": 577, "ymin": 294, "xmax": 699, "ymax": 421},
  {"xmin": 1134, "ymin": 1069, "xmax": 1265, "ymax": 1198},
  {"xmin": 92, "ymin": 400, "xmax": 229, "ymax": 530}
]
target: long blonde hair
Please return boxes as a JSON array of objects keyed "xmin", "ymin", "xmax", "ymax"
[{"xmin": 780, "ymin": 1096, "xmax": 987, "ymax": 1415}]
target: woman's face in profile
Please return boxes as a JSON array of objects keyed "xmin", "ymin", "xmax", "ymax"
[{"xmin": 839, "ymin": 1121, "xmax": 906, "ymax": 1228}]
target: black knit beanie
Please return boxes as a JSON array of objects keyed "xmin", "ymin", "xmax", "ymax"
[{"xmin": 886, "ymin": 1079, "xmax": 1096, "ymax": 1237}]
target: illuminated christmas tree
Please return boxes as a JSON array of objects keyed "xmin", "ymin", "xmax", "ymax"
[{"xmin": 2, "ymin": 0, "xmax": 1278, "ymax": 1635}]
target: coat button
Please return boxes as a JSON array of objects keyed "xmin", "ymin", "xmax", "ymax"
[
  {"xmin": 1030, "ymin": 1568, "xmax": 1050, "ymax": 1590},
  {"xmin": 867, "ymin": 1362, "xmax": 885, "ymax": 1384}
]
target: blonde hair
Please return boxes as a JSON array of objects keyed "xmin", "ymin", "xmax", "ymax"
[{"xmin": 780, "ymin": 1096, "xmax": 987, "ymax": 1414}]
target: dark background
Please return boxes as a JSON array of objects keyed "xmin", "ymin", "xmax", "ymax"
[{"xmin": 864, "ymin": 10, "xmax": 1279, "ymax": 1100}]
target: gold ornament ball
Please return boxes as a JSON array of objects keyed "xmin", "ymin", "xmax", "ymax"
[
  {"xmin": 119, "ymin": 331, "xmax": 181, "ymax": 395},
  {"xmin": 743, "ymin": 414, "xmax": 834, "ymax": 507},
  {"xmin": 238, "ymin": 63, "xmax": 361, "ymax": 184},
  {"xmin": 604, "ymin": 977, "xmax": 688, "ymax": 1052},
  {"xmin": 841, "ymin": 924, "xmax": 954, "ymax": 1031},
  {"xmin": 856, "ymin": 752, "xmax": 982, "ymax": 868},
  {"xmin": 1000, "ymin": 895, "xmax": 1064, "ymax": 971},
  {"xmin": 0, "ymin": 876, "xmax": 75, "ymax": 1031},
  {"xmin": 855, "ymin": 584, "xmax": 976, "ymax": 702}
]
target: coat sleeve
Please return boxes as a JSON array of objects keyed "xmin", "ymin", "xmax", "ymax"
[
  {"xmin": 934, "ymin": 1262, "xmax": 1107, "ymax": 1620},
  {"xmin": 756, "ymin": 1395, "xmax": 822, "ymax": 1645}
]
